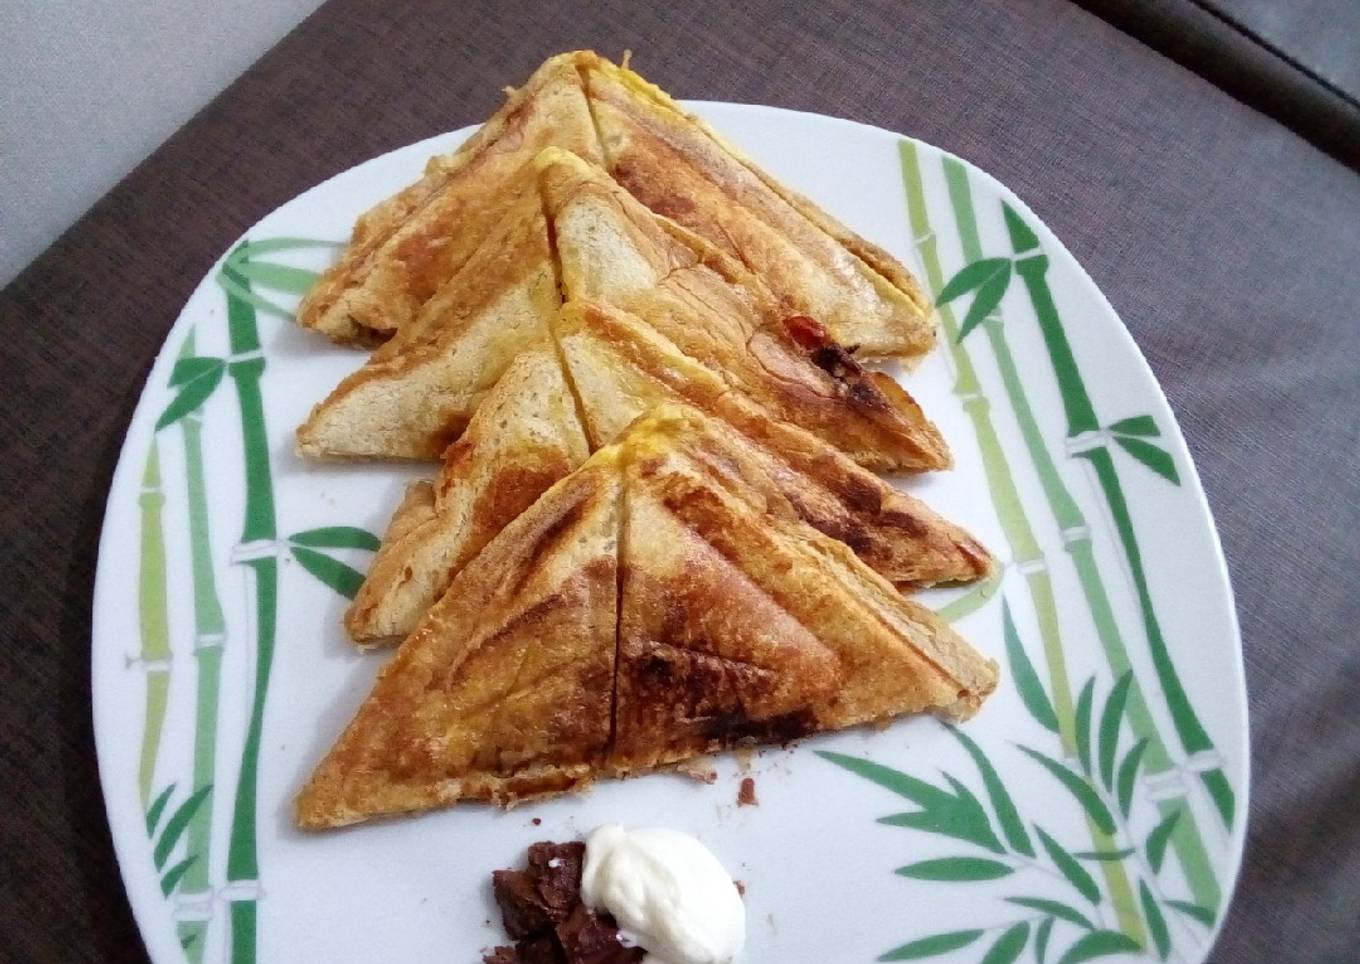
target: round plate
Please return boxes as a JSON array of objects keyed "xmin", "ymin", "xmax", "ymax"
[{"xmin": 93, "ymin": 103, "xmax": 1247, "ymax": 964}]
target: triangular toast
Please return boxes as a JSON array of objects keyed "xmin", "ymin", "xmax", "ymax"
[
  {"xmin": 343, "ymin": 298, "xmax": 989, "ymax": 645},
  {"xmin": 296, "ymin": 53, "xmax": 601, "ymax": 345},
  {"xmin": 578, "ymin": 53, "xmax": 933, "ymax": 359},
  {"xmin": 297, "ymin": 405, "xmax": 996, "ymax": 827},
  {"xmin": 295, "ymin": 165, "xmax": 561, "ymax": 460},
  {"xmin": 344, "ymin": 346, "xmax": 590, "ymax": 643},
  {"xmin": 300, "ymin": 147, "xmax": 948, "ymax": 470},
  {"xmin": 540, "ymin": 147, "xmax": 947, "ymax": 472},
  {"xmin": 555, "ymin": 301, "xmax": 991, "ymax": 588},
  {"xmin": 295, "ymin": 451, "xmax": 623, "ymax": 829},
  {"xmin": 299, "ymin": 51, "xmax": 933, "ymax": 360}
]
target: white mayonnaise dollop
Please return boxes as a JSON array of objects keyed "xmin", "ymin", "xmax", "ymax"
[{"xmin": 581, "ymin": 824, "xmax": 745, "ymax": 964}]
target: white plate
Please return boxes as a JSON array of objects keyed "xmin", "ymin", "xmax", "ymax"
[{"xmin": 93, "ymin": 103, "xmax": 1247, "ymax": 964}]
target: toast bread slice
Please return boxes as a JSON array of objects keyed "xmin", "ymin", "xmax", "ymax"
[
  {"xmin": 578, "ymin": 53, "xmax": 933, "ymax": 359},
  {"xmin": 298, "ymin": 51, "xmax": 934, "ymax": 361},
  {"xmin": 298, "ymin": 146, "xmax": 946, "ymax": 470},
  {"xmin": 295, "ymin": 452, "xmax": 622, "ymax": 828},
  {"xmin": 345, "ymin": 298, "xmax": 988, "ymax": 645},
  {"xmin": 296, "ymin": 53, "xmax": 601, "ymax": 345},
  {"xmin": 344, "ymin": 346, "xmax": 591, "ymax": 644},
  {"xmin": 539, "ymin": 147, "xmax": 949, "ymax": 472},
  {"xmin": 297, "ymin": 406, "xmax": 995, "ymax": 827},
  {"xmin": 295, "ymin": 166, "xmax": 560, "ymax": 460}
]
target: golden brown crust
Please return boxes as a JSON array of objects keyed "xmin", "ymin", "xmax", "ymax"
[
  {"xmin": 298, "ymin": 406, "xmax": 995, "ymax": 827},
  {"xmin": 539, "ymin": 148, "xmax": 949, "ymax": 472},
  {"xmin": 344, "ymin": 298, "xmax": 985, "ymax": 647},
  {"xmin": 618, "ymin": 413, "xmax": 996, "ymax": 735},
  {"xmin": 296, "ymin": 453, "xmax": 623, "ymax": 829},
  {"xmin": 296, "ymin": 178, "xmax": 560, "ymax": 460},
  {"xmin": 296, "ymin": 53, "xmax": 601, "ymax": 345},
  {"xmin": 343, "ymin": 347, "xmax": 590, "ymax": 644},
  {"xmin": 579, "ymin": 55, "xmax": 934, "ymax": 360},
  {"xmin": 556, "ymin": 299, "xmax": 986, "ymax": 585}
]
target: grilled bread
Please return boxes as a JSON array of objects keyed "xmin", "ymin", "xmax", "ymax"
[
  {"xmin": 295, "ymin": 165, "xmax": 560, "ymax": 460},
  {"xmin": 541, "ymin": 147, "xmax": 947, "ymax": 472},
  {"xmin": 299, "ymin": 51, "xmax": 933, "ymax": 360},
  {"xmin": 300, "ymin": 147, "xmax": 947, "ymax": 470},
  {"xmin": 296, "ymin": 53, "xmax": 601, "ymax": 345},
  {"xmin": 343, "ymin": 346, "xmax": 590, "ymax": 645},
  {"xmin": 578, "ymin": 53, "xmax": 933, "ymax": 359},
  {"xmin": 297, "ymin": 405, "xmax": 995, "ymax": 828},
  {"xmin": 344, "ymin": 298, "xmax": 988, "ymax": 646},
  {"xmin": 296, "ymin": 451, "xmax": 622, "ymax": 828}
]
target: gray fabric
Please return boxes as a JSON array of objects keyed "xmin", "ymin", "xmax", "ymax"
[
  {"xmin": 1209, "ymin": 0, "xmax": 1360, "ymax": 102},
  {"xmin": 0, "ymin": 0, "xmax": 1356, "ymax": 960}
]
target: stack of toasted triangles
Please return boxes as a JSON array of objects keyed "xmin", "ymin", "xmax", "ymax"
[{"xmin": 294, "ymin": 52, "xmax": 998, "ymax": 829}]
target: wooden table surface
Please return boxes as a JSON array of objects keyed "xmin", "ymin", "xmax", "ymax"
[{"xmin": 2, "ymin": 1, "xmax": 1356, "ymax": 960}]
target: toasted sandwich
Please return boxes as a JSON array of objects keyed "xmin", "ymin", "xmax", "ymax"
[
  {"xmin": 344, "ymin": 298, "xmax": 989, "ymax": 646},
  {"xmin": 296, "ymin": 54, "xmax": 600, "ymax": 345},
  {"xmin": 297, "ymin": 405, "xmax": 996, "ymax": 827},
  {"xmin": 299, "ymin": 148, "xmax": 947, "ymax": 471},
  {"xmin": 298, "ymin": 51, "xmax": 933, "ymax": 360}
]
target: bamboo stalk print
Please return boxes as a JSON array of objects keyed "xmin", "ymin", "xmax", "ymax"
[
  {"xmin": 940, "ymin": 158, "xmax": 1221, "ymax": 913},
  {"xmin": 899, "ymin": 141, "xmax": 1145, "ymax": 944},
  {"xmin": 137, "ymin": 442, "xmax": 172, "ymax": 809},
  {"xmin": 219, "ymin": 250, "xmax": 280, "ymax": 964},
  {"xmin": 173, "ymin": 329, "xmax": 229, "ymax": 961},
  {"xmin": 1000, "ymin": 205, "xmax": 1234, "ymax": 830}
]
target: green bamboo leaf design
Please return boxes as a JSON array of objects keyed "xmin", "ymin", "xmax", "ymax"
[
  {"xmin": 981, "ymin": 922, "xmax": 1029, "ymax": 964},
  {"xmin": 291, "ymin": 546, "xmax": 366, "ymax": 600},
  {"xmin": 156, "ymin": 361, "xmax": 225, "ymax": 430},
  {"xmin": 942, "ymin": 774, "xmax": 1005, "ymax": 852},
  {"xmin": 1074, "ymin": 678, "xmax": 1095, "ymax": 775},
  {"xmin": 949, "ymin": 726, "xmax": 1034, "ymax": 856},
  {"xmin": 938, "ymin": 257, "xmax": 1009, "ymax": 304},
  {"xmin": 1098, "ymin": 672, "xmax": 1133, "ymax": 789},
  {"xmin": 229, "ymin": 260, "xmax": 319, "ymax": 295},
  {"xmin": 936, "ymin": 567, "xmax": 1002, "ymax": 624},
  {"xmin": 875, "ymin": 808, "xmax": 1000, "ymax": 853},
  {"xmin": 895, "ymin": 857, "xmax": 1014, "ymax": 882},
  {"xmin": 878, "ymin": 802, "xmax": 1003, "ymax": 855},
  {"xmin": 957, "ymin": 265, "xmax": 1012, "ymax": 342},
  {"xmin": 1116, "ymin": 738, "xmax": 1150, "ymax": 818},
  {"xmin": 1004, "ymin": 897, "xmax": 1094, "ymax": 930},
  {"xmin": 1112, "ymin": 436, "xmax": 1180, "ymax": 485},
  {"xmin": 1164, "ymin": 899, "xmax": 1215, "ymax": 926},
  {"xmin": 1035, "ymin": 827, "xmax": 1100, "ymax": 904},
  {"xmin": 879, "ymin": 930, "xmax": 984, "ymax": 961},
  {"xmin": 1139, "ymin": 881, "xmax": 1170, "ymax": 959},
  {"xmin": 1071, "ymin": 848, "xmax": 1135, "ymax": 861},
  {"xmin": 1035, "ymin": 917, "xmax": 1055, "ymax": 963},
  {"xmin": 1018, "ymin": 747, "xmax": 1116, "ymax": 835},
  {"xmin": 169, "ymin": 356, "xmax": 224, "ymax": 387},
  {"xmin": 153, "ymin": 784, "xmax": 212, "ymax": 870},
  {"xmin": 1145, "ymin": 811, "xmax": 1181, "ymax": 873},
  {"xmin": 234, "ymin": 236, "xmax": 341, "ymax": 258},
  {"xmin": 216, "ymin": 268, "xmax": 295, "ymax": 320},
  {"xmin": 817, "ymin": 751, "xmax": 956, "ymax": 809},
  {"xmin": 1055, "ymin": 930, "xmax": 1141, "ymax": 963},
  {"xmin": 1108, "ymin": 415, "xmax": 1160, "ymax": 438},
  {"xmin": 1002, "ymin": 203, "xmax": 1041, "ymax": 252},
  {"xmin": 290, "ymin": 526, "xmax": 381, "ymax": 551},
  {"xmin": 1002, "ymin": 603, "xmax": 1058, "ymax": 734},
  {"xmin": 160, "ymin": 855, "xmax": 198, "ymax": 896},
  {"xmin": 220, "ymin": 253, "xmax": 277, "ymax": 964},
  {"xmin": 145, "ymin": 783, "xmax": 176, "ymax": 836}
]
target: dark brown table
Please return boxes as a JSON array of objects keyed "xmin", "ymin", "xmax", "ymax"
[{"xmin": 2, "ymin": 1, "xmax": 1357, "ymax": 960}]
